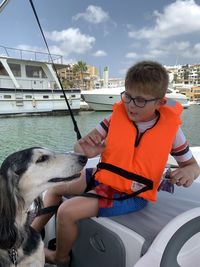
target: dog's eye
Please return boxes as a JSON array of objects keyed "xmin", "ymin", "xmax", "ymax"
[{"xmin": 36, "ymin": 155, "xmax": 49, "ymax": 163}]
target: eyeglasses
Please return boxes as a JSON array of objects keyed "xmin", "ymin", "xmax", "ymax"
[{"xmin": 121, "ymin": 91, "xmax": 159, "ymax": 108}]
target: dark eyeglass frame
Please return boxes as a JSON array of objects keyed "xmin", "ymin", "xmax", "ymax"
[{"xmin": 121, "ymin": 91, "xmax": 160, "ymax": 108}]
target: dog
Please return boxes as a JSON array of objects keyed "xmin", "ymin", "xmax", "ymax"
[{"xmin": 0, "ymin": 147, "xmax": 87, "ymax": 267}]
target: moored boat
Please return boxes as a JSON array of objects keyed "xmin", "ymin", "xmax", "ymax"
[
  {"xmin": 185, "ymin": 99, "xmax": 200, "ymax": 105},
  {"xmin": 81, "ymin": 87, "xmax": 190, "ymax": 111},
  {"xmin": 0, "ymin": 46, "xmax": 81, "ymax": 116}
]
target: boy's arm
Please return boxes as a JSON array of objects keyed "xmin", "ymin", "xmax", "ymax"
[{"xmin": 170, "ymin": 156, "xmax": 200, "ymax": 187}]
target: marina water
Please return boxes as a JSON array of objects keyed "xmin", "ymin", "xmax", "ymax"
[{"xmin": 0, "ymin": 105, "xmax": 199, "ymax": 164}]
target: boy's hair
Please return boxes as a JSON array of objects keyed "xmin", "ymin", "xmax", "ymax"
[{"xmin": 125, "ymin": 61, "xmax": 169, "ymax": 98}]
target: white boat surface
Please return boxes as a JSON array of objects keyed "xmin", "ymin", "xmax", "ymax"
[
  {"xmin": 189, "ymin": 98, "xmax": 200, "ymax": 105},
  {"xmin": 0, "ymin": 46, "xmax": 81, "ymax": 116},
  {"xmin": 81, "ymin": 87, "xmax": 190, "ymax": 111},
  {"xmin": 44, "ymin": 146, "xmax": 200, "ymax": 267}
]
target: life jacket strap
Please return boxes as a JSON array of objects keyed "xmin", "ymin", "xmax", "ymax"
[
  {"xmin": 36, "ymin": 163, "xmax": 154, "ymax": 214},
  {"xmin": 82, "ymin": 162, "xmax": 153, "ymax": 201},
  {"xmin": 97, "ymin": 162, "xmax": 153, "ymax": 185},
  {"xmin": 36, "ymin": 205, "xmax": 59, "ymax": 216}
]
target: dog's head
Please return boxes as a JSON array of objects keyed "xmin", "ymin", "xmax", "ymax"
[
  {"xmin": 0, "ymin": 147, "xmax": 87, "ymax": 249},
  {"xmin": 0, "ymin": 147, "xmax": 87, "ymax": 206}
]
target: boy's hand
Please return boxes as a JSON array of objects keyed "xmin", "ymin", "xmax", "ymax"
[
  {"xmin": 170, "ymin": 156, "xmax": 200, "ymax": 187},
  {"xmin": 170, "ymin": 167, "xmax": 194, "ymax": 187},
  {"xmin": 74, "ymin": 129, "xmax": 105, "ymax": 158}
]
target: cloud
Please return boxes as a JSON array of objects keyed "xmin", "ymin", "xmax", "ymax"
[
  {"xmin": 125, "ymin": 52, "xmax": 138, "ymax": 59},
  {"xmin": 73, "ymin": 5, "xmax": 109, "ymax": 24},
  {"xmin": 93, "ymin": 50, "xmax": 107, "ymax": 57},
  {"xmin": 16, "ymin": 28, "xmax": 96, "ymax": 64},
  {"xmin": 45, "ymin": 28, "xmax": 95, "ymax": 55},
  {"xmin": 129, "ymin": 0, "xmax": 200, "ymax": 41},
  {"xmin": 127, "ymin": 0, "xmax": 200, "ymax": 63}
]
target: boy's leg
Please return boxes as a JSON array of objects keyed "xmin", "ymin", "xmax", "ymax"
[
  {"xmin": 45, "ymin": 194, "xmax": 99, "ymax": 264},
  {"xmin": 31, "ymin": 170, "xmax": 87, "ymax": 232}
]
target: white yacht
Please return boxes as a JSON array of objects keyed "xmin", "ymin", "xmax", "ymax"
[
  {"xmin": 81, "ymin": 87, "xmax": 190, "ymax": 111},
  {"xmin": 0, "ymin": 46, "xmax": 80, "ymax": 116}
]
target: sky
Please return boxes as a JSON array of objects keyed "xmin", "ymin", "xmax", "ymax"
[{"xmin": 1, "ymin": 0, "xmax": 200, "ymax": 78}]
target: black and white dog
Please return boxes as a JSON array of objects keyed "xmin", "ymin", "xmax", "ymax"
[{"xmin": 0, "ymin": 147, "xmax": 87, "ymax": 267}]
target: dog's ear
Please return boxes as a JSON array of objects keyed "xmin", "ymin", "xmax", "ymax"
[
  {"xmin": 0, "ymin": 217, "xmax": 18, "ymax": 249},
  {"xmin": 0, "ymin": 173, "xmax": 22, "ymax": 249}
]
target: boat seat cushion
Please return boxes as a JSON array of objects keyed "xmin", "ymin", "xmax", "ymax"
[{"xmin": 111, "ymin": 182, "xmax": 200, "ymax": 255}]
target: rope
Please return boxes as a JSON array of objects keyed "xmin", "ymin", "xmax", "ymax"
[
  {"xmin": 0, "ymin": 0, "xmax": 10, "ymax": 13},
  {"xmin": 28, "ymin": 0, "xmax": 81, "ymax": 140}
]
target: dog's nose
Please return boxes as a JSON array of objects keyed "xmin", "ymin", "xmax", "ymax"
[{"xmin": 78, "ymin": 155, "xmax": 88, "ymax": 166}]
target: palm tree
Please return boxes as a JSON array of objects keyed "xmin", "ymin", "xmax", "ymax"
[{"xmin": 73, "ymin": 61, "xmax": 87, "ymax": 89}]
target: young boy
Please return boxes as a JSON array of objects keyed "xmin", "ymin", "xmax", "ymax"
[{"xmin": 32, "ymin": 61, "xmax": 200, "ymax": 265}]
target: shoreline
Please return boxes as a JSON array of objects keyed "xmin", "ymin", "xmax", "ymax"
[{"xmin": 0, "ymin": 102, "xmax": 199, "ymax": 119}]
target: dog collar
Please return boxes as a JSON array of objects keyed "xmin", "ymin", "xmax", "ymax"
[{"xmin": 8, "ymin": 247, "xmax": 18, "ymax": 266}]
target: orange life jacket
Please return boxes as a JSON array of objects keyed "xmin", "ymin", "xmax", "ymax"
[{"xmin": 94, "ymin": 99, "xmax": 183, "ymax": 202}]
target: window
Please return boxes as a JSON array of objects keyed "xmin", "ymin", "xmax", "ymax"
[
  {"xmin": 0, "ymin": 62, "xmax": 8, "ymax": 76},
  {"xmin": 43, "ymin": 95, "xmax": 49, "ymax": 99},
  {"xmin": 8, "ymin": 63, "xmax": 21, "ymax": 77},
  {"xmin": 25, "ymin": 65, "xmax": 47, "ymax": 78},
  {"xmin": 25, "ymin": 95, "xmax": 32, "ymax": 99},
  {"xmin": 4, "ymin": 95, "xmax": 11, "ymax": 99}
]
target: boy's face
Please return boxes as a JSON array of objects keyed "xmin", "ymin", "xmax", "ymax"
[{"xmin": 123, "ymin": 89, "xmax": 165, "ymax": 122}]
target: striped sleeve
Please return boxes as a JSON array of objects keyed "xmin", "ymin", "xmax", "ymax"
[
  {"xmin": 171, "ymin": 127, "xmax": 193, "ymax": 162},
  {"xmin": 96, "ymin": 115, "xmax": 111, "ymax": 139}
]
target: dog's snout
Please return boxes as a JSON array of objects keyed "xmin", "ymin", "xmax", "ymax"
[{"xmin": 78, "ymin": 155, "xmax": 88, "ymax": 166}]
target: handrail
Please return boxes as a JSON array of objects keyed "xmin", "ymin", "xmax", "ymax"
[{"xmin": 0, "ymin": 45, "xmax": 63, "ymax": 63}]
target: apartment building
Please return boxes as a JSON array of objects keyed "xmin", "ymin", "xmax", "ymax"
[
  {"xmin": 185, "ymin": 86, "xmax": 200, "ymax": 101},
  {"xmin": 174, "ymin": 84, "xmax": 200, "ymax": 102},
  {"xmin": 176, "ymin": 64, "xmax": 200, "ymax": 84},
  {"xmin": 55, "ymin": 63, "xmax": 98, "ymax": 90}
]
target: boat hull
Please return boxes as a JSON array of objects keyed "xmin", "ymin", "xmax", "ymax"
[
  {"xmin": 0, "ymin": 88, "xmax": 80, "ymax": 116},
  {"xmin": 81, "ymin": 88, "xmax": 123, "ymax": 111},
  {"xmin": 81, "ymin": 88, "xmax": 190, "ymax": 111},
  {"xmin": 81, "ymin": 98, "xmax": 116, "ymax": 111}
]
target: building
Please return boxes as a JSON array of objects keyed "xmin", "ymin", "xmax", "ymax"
[
  {"xmin": 175, "ymin": 64, "xmax": 200, "ymax": 85},
  {"xmin": 56, "ymin": 63, "xmax": 98, "ymax": 90},
  {"xmin": 175, "ymin": 85, "xmax": 200, "ymax": 102},
  {"xmin": 186, "ymin": 86, "xmax": 200, "ymax": 102}
]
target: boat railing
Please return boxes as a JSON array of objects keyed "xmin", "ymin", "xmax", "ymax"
[
  {"xmin": 0, "ymin": 76, "xmax": 60, "ymax": 90},
  {"xmin": 0, "ymin": 45, "xmax": 63, "ymax": 64},
  {"xmin": 0, "ymin": 77, "xmax": 14, "ymax": 88}
]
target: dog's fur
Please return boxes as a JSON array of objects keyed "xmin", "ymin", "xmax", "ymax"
[{"xmin": 0, "ymin": 147, "xmax": 87, "ymax": 267}]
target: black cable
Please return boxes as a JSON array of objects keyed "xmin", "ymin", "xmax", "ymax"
[
  {"xmin": 28, "ymin": 0, "xmax": 81, "ymax": 140},
  {"xmin": 0, "ymin": 0, "xmax": 10, "ymax": 13}
]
